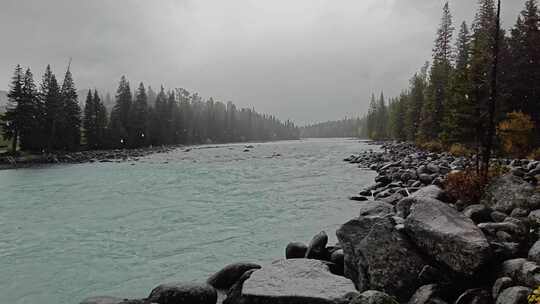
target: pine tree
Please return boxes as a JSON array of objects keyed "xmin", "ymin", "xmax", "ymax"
[
  {"xmin": 366, "ymin": 93, "xmax": 378, "ymax": 139},
  {"xmin": 94, "ymin": 90, "xmax": 108, "ymax": 148},
  {"xmin": 60, "ymin": 65, "xmax": 81, "ymax": 151},
  {"xmin": 441, "ymin": 22, "xmax": 476, "ymax": 144},
  {"xmin": 41, "ymin": 65, "xmax": 62, "ymax": 151},
  {"xmin": 19, "ymin": 68, "xmax": 44, "ymax": 151},
  {"xmin": 508, "ymin": 0, "xmax": 540, "ymax": 143},
  {"xmin": 405, "ymin": 63, "xmax": 429, "ymax": 141},
  {"xmin": 129, "ymin": 82, "xmax": 149, "ymax": 147},
  {"xmin": 2, "ymin": 65, "xmax": 24, "ymax": 152},
  {"xmin": 109, "ymin": 76, "xmax": 132, "ymax": 147},
  {"xmin": 419, "ymin": 2, "xmax": 455, "ymax": 142},
  {"xmin": 83, "ymin": 90, "xmax": 98, "ymax": 148},
  {"xmin": 375, "ymin": 92, "xmax": 388, "ymax": 139}
]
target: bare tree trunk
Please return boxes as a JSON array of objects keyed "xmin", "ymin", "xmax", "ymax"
[{"xmin": 482, "ymin": 0, "xmax": 501, "ymax": 181}]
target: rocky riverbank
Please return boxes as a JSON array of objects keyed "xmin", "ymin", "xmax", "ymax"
[
  {"xmin": 0, "ymin": 146, "xmax": 179, "ymax": 169},
  {"xmin": 80, "ymin": 141, "xmax": 540, "ymax": 304}
]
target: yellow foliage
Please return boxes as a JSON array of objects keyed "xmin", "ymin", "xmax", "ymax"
[
  {"xmin": 528, "ymin": 286, "xmax": 540, "ymax": 304},
  {"xmin": 529, "ymin": 148, "xmax": 540, "ymax": 161},
  {"xmin": 497, "ymin": 111, "xmax": 534, "ymax": 158},
  {"xmin": 418, "ymin": 140, "xmax": 444, "ymax": 153},
  {"xmin": 449, "ymin": 143, "xmax": 473, "ymax": 157}
]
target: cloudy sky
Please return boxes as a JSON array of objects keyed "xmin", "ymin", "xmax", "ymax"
[{"xmin": 0, "ymin": 0, "xmax": 524, "ymax": 125}]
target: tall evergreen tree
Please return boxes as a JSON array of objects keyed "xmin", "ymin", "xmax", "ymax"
[
  {"xmin": 60, "ymin": 65, "xmax": 81, "ymax": 151},
  {"xmin": 419, "ymin": 2, "xmax": 455, "ymax": 141},
  {"xmin": 19, "ymin": 68, "xmax": 44, "ymax": 151},
  {"xmin": 94, "ymin": 90, "xmax": 108, "ymax": 148},
  {"xmin": 83, "ymin": 90, "xmax": 98, "ymax": 148},
  {"xmin": 405, "ymin": 64, "xmax": 429, "ymax": 141},
  {"xmin": 128, "ymin": 82, "xmax": 149, "ymax": 147},
  {"xmin": 2, "ymin": 65, "xmax": 24, "ymax": 152},
  {"xmin": 441, "ymin": 22, "xmax": 476, "ymax": 144},
  {"xmin": 508, "ymin": 0, "xmax": 540, "ymax": 143},
  {"xmin": 109, "ymin": 76, "xmax": 132, "ymax": 147},
  {"xmin": 41, "ymin": 65, "xmax": 62, "ymax": 151}
]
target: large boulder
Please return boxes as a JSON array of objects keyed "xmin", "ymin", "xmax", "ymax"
[
  {"xmin": 482, "ymin": 174, "xmax": 537, "ymax": 213},
  {"xmin": 410, "ymin": 185, "xmax": 447, "ymax": 202},
  {"xmin": 349, "ymin": 290, "xmax": 397, "ymax": 304},
  {"xmin": 408, "ymin": 284, "xmax": 445, "ymax": 304},
  {"xmin": 336, "ymin": 216, "xmax": 426, "ymax": 302},
  {"xmin": 305, "ymin": 231, "xmax": 329, "ymax": 260},
  {"xmin": 495, "ymin": 286, "xmax": 531, "ymax": 304},
  {"xmin": 358, "ymin": 201, "xmax": 395, "ymax": 217},
  {"xmin": 404, "ymin": 198, "xmax": 491, "ymax": 276},
  {"xmin": 207, "ymin": 262, "xmax": 262, "ymax": 290},
  {"xmin": 285, "ymin": 242, "xmax": 308, "ymax": 259},
  {"xmin": 224, "ymin": 259, "xmax": 356, "ymax": 304},
  {"xmin": 147, "ymin": 282, "xmax": 217, "ymax": 304}
]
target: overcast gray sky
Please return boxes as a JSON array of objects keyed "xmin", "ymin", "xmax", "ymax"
[{"xmin": 0, "ymin": 0, "xmax": 524, "ymax": 125}]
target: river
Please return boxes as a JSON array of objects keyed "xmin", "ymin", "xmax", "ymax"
[{"xmin": 0, "ymin": 138, "xmax": 377, "ymax": 304}]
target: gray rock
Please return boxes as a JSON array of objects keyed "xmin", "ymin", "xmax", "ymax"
[
  {"xmin": 454, "ymin": 288, "xmax": 491, "ymax": 304},
  {"xmin": 518, "ymin": 260, "xmax": 540, "ymax": 287},
  {"xmin": 529, "ymin": 241, "xmax": 540, "ymax": 264},
  {"xmin": 147, "ymin": 282, "xmax": 217, "ymax": 304},
  {"xmin": 410, "ymin": 185, "xmax": 447, "ymax": 202},
  {"xmin": 495, "ymin": 286, "xmax": 531, "ymax": 304},
  {"xmin": 396, "ymin": 197, "xmax": 415, "ymax": 218},
  {"xmin": 499, "ymin": 258, "xmax": 527, "ymax": 279},
  {"xmin": 510, "ymin": 208, "xmax": 529, "ymax": 218},
  {"xmin": 305, "ymin": 231, "xmax": 329, "ymax": 260},
  {"xmin": 358, "ymin": 201, "xmax": 395, "ymax": 217},
  {"xmin": 408, "ymin": 284, "xmax": 444, "ymax": 304},
  {"xmin": 285, "ymin": 242, "xmax": 308, "ymax": 259},
  {"xmin": 529, "ymin": 209, "xmax": 540, "ymax": 225},
  {"xmin": 350, "ymin": 195, "xmax": 369, "ymax": 201},
  {"xmin": 463, "ymin": 204, "xmax": 492, "ymax": 224},
  {"xmin": 380, "ymin": 193, "xmax": 405, "ymax": 205},
  {"xmin": 207, "ymin": 262, "xmax": 261, "ymax": 290},
  {"xmin": 337, "ymin": 216, "xmax": 426, "ymax": 302},
  {"xmin": 491, "ymin": 211, "xmax": 508, "ymax": 223},
  {"xmin": 492, "ymin": 277, "xmax": 513, "ymax": 300},
  {"xmin": 482, "ymin": 174, "xmax": 536, "ymax": 213},
  {"xmin": 350, "ymin": 290, "xmax": 397, "ymax": 304},
  {"xmin": 230, "ymin": 259, "xmax": 356, "ymax": 304},
  {"xmin": 418, "ymin": 173, "xmax": 434, "ymax": 185},
  {"xmin": 404, "ymin": 198, "xmax": 491, "ymax": 275}
]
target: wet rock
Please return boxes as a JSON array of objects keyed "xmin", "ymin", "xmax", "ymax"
[
  {"xmin": 285, "ymin": 242, "xmax": 308, "ymax": 259},
  {"xmin": 350, "ymin": 195, "xmax": 369, "ymax": 202},
  {"xmin": 463, "ymin": 204, "xmax": 492, "ymax": 224},
  {"xmin": 454, "ymin": 288, "xmax": 491, "ymax": 304},
  {"xmin": 408, "ymin": 284, "xmax": 445, "ymax": 304},
  {"xmin": 517, "ymin": 260, "xmax": 540, "ymax": 287},
  {"xmin": 510, "ymin": 207, "xmax": 529, "ymax": 218},
  {"xmin": 305, "ymin": 231, "xmax": 329, "ymax": 260},
  {"xmin": 147, "ymin": 282, "xmax": 217, "ymax": 304},
  {"xmin": 529, "ymin": 241, "xmax": 540, "ymax": 264},
  {"xmin": 207, "ymin": 262, "xmax": 262, "ymax": 290},
  {"xmin": 404, "ymin": 198, "xmax": 491, "ymax": 275},
  {"xmin": 227, "ymin": 259, "xmax": 356, "ymax": 304},
  {"xmin": 350, "ymin": 290, "xmax": 397, "ymax": 304},
  {"xmin": 358, "ymin": 201, "xmax": 394, "ymax": 217},
  {"xmin": 492, "ymin": 277, "xmax": 513, "ymax": 300},
  {"xmin": 330, "ymin": 249, "xmax": 345, "ymax": 275},
  {"xmin": 491, "ymin": 211, "xmax": 508, "ymax": 223},
  {"xmin": 336, "ymin": 216, "xmax": 426, "ymax": 301},
  {"xmin": 380, "ymin": 192, "xmax": 404, "ymax": 205},
  {"xmin": 482, "ymin": 174, "xmax": 536, "ymax": 213},
  {"xmin": 410, "ymin": 185, "xmax": 448, "ymax": 202},
  {"xmin": 499, "ymin": 258, "xmax": 527, "ymax": 279},
  {"xmin": 495, "ymin": 286, "xmax": 531, "ymax": 304}
]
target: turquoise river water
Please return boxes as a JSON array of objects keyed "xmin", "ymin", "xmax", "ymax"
[{"xmin": 0, "ymin": 138, "xmax": 377, "ymax": 304}]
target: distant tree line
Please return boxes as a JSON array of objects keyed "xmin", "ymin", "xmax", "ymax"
[
  {"xmin": 1, "ymin": 68, "xmax": 299, "ymax": 152},
  {"xmin": 300, "ymin": 118, "xmax": 362, "ymax": 138},
  {"xmin": 360, "ymin": 0, "xmax": 540, "ymax": 155}
]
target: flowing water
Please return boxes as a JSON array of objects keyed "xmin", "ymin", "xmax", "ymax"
[{"xmin": 0, "ymin": 138, "xmax": 377, "ymax": 304}]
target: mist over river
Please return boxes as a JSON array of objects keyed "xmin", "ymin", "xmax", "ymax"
[{"xmin": 0, "ymin": 138, "xmax": 377, "ymax": 304}]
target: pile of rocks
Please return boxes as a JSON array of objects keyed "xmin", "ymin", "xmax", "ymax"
[{"xmin": 0, "ymin": 146, "xmax": 176, "ymax": 169}]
